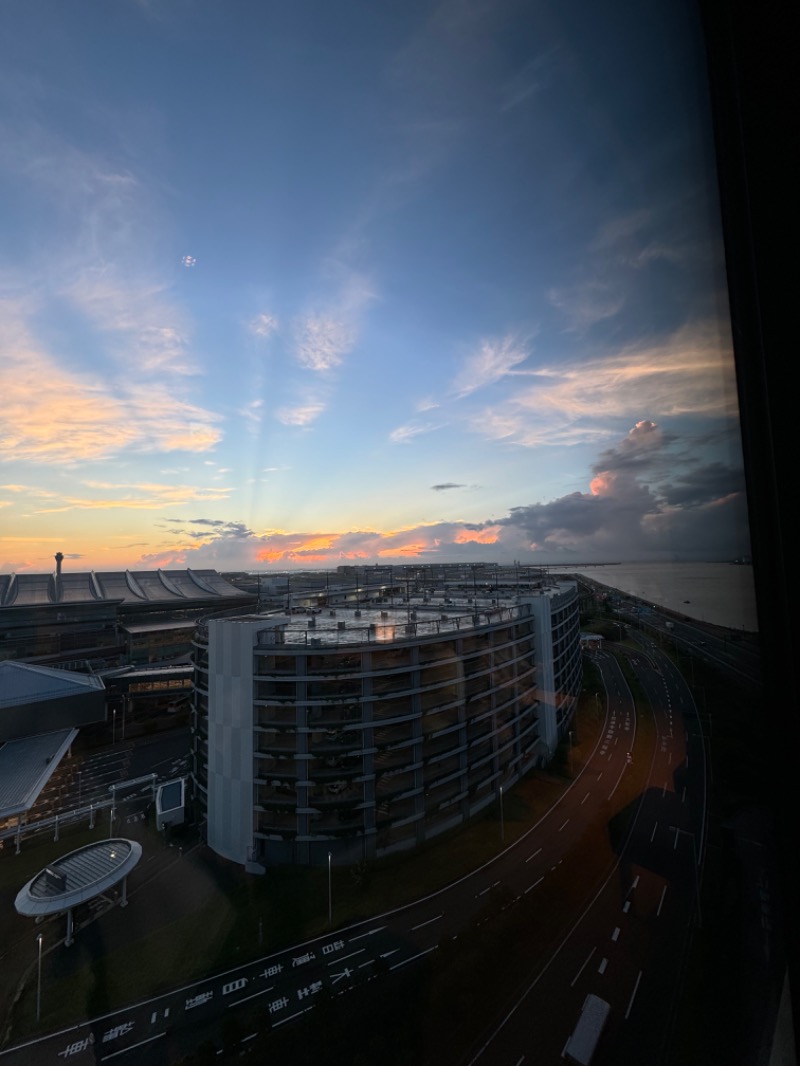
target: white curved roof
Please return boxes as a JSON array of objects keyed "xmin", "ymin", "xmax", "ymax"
[{"xmin": 15, "ymin": 838, "xmax": 142, "ymax": 916}]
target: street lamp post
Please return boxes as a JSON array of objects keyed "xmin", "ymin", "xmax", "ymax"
[
  {"xmin": 36, "ymin": 933, "xmax": 43, "ymax": 1022},
  {"xmin": 327, "ymin": 851, "xmax": 333, "ymax": 926}
]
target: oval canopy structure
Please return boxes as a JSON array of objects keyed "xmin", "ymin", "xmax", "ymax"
[{"xmin": 15, "ymin": 838, "xmax": 142, "ymax": 917}]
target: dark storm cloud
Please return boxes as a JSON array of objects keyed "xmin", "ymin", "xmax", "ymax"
[
  {"xmin": 657, "ymin": 463, "xmax": 745, "ymax": 507},
  {"xmin": 160, "ymin": 518, "xmax": 255, "ymax": 540}
]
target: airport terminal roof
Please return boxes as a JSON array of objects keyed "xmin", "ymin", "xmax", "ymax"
[
  {"xmin": 0, "ymin": 568, "xmax": 252, "ymax": 608},
  {"xmin": 0, "ymin": 661, "xmax": 105, "ymax": 708},
  {"xmin": 0, "ymin": 728, "xmax": 78, "ymax": 820},
  {"xmin": 15, "ymin": 838, "xmax": 143, "ymax": 916}
]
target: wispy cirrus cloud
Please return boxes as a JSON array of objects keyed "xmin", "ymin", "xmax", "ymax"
[
  {"xmin": 276, "ymin": 402, "xmax": 326, "ymax": 427},
  {"xmin": 389, "ymin": 419, "xmax": 441, "ymax": 444},
  {"xmin": 468, "ymin": 322, "xmax": 737, "ymax": 448},
  {"xmin": 249, "ymin": 312, "xmax": 278, "ymax": 339},
  {"xmin": 29, "ymin": 481, "xmax": 231, "ymax": 513},
  {"xmin": 451, "ymin": 334, "xmax": 532, "ymax": 398},
  {"xmin": 293, "ymin": 313, "xmax": 356, "ymax": 372}
]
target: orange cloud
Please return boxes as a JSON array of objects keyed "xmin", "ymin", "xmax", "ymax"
[{"xmin": 454, "ymin": 526, "xmax": 501, "ymax": 544}]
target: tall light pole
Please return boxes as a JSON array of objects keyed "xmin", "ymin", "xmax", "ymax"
[
  {"xmin": 499, "ymin": 786, "xmax": 505, "ymax": 842},
  {"xmin": 327, "ymin": 851, "xmax": 333, "ymax": 926},
  {"xmin": 36, "ymin": 933, "xmax": 43, "ymax": 1022}
]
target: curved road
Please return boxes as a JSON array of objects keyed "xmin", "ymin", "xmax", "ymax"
[{"xmin": 0, "ymin": 649, "xmax": 707, "ymax": 1066}]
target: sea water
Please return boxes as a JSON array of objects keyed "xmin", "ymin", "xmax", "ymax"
[{"xmin": 570, "ymin": 561, "xmax": 758, "ymax": 632}]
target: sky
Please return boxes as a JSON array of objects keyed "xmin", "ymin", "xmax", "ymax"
[{"xmin": 0, "ymin": 0, "xmax": 752, "ymax": 574}]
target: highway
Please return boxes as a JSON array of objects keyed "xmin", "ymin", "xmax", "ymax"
[
  {"xmin": 0, "ymin": 652, "xmax": 708, "ymax": 1066},
  {"xmin": 461, "ymin": 642, "xmax": 707, "ymax": 1065}
]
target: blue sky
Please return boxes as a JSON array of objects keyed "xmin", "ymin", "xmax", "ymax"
[{"xmin": 0, "ymin": 0, "xmax": 751, "ymax": 572}]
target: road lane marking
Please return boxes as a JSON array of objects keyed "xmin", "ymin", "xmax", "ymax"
[
  {"xmin": 630, "ymin": 875, "xmax": 640, "ymax": 890},
  {"xmin": 349, "ymin": 926, "xmax": 385, "ymax": 941},
  {"xmin": 598, "ymin": 957, "xmax": 608, "ymax": 975},
  {"xmin": 570, "ymin": 947, "xmax": 596, "ymax": 986},
  {"xmin": 580, "ymin": 793, "xmax": 589, "ymax": 805},
  {"xmin": 274, "ymin": 1006, "xmax": 315, "ymax": 1027},
  {"xmin": 226, "ymin": 985, "xmax": 274, "ymax": 1008},
  {"xmin": 101, "ymin": 1034, "xmax": 165, "ymax": 1061},
  {"xmin": 411, "ymin": 914, "xmax": 443, "ymax": 931},
  {"xmin": 611, "ymin": 927, "xmax": 620, "ymax": 942},
  {"xmin": 650, "ymin": 821, "xmax": 658, "ymax": 842},
  {"xmin": 623, "ymin": 901, "xmax": 631, "ymax": 913},
  {"xmin": 476, "ymin": 880, "xmax": 501, "ymax": 897},
  {"xmin": 558, "ymin": 819, "xmax": 569, "ymax": 832},
  {"xmin": 657, "ymin": 885, "xmax": 667, "ymax": 916},
  {"xmin": 681, "ymin": 787, "xmax": 686, "ymax": 803},
  {"xmin": 389, "ymin": 945, "xmax": 437, "ymax": 971},
  {"xmin": 525, "ymin": 847, "xmax": 542, "ymax": 864},
  {"xmin": 329, "ymin": 948, "xmax": 365, "ymax": 965},
  {"xmin": 525, "ymin": 877, "xmax": 544, "ymax": 894},
  {"xmin": 608, "ymin": 764, "xmax": 627, "ymax": 800},
  {"xmin": 625, "ymin": 970, "xmax": 643, "ymax": 1019}
]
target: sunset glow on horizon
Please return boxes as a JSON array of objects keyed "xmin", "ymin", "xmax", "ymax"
[{"xmin": 1, "ymin": 2, "xmax": 750, "ymax": 575}]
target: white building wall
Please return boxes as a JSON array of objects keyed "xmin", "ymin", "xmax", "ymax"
[
  {"xmin": 206, "ymin": 618, "xmax": 277, "ymax": 864},
  {"xmin": 520, "ymin": 594, "xmax": 558, "ymax": 757}
]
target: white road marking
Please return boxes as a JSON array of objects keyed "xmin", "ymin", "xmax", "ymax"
[
  {"xmin": 329, "ymin": 948, "xmax": 365, "ymax": 965},
  {"xmin": 226, "ymin": 985, "xmax": 274, "ymax": 1008},
  {"xmin": 100, "ymin": 1034, "xmax": 165, "ymax": 1061},
  {"xmin": 525, "ymin": 847, "xmax": 542, "ymax": 863},
  {"xmin": 580, "ymin": 793, "xmax": 589, "ymax": 805},
  {"xmin": 657, "ymin": 885, "xmax": 667, "ymax": 916},
  {"xmin": 558, "ymin": 819, "xmax": 569, "ymax": 832},
  {"xmin": 525, "ymin": 877, "xmax": 544, "ymax": 894},
  {"xmin": 623, "ymin": 901, "xmax": 631, "ymax": 913},
  {"xmin": 274, "ymin": 1006, "xmax": 315, "ymax": 1027},
  {"xmin": 411, "ymin": 914, "xmax": 443, "ymax": 931},
  {"xmin": 349, "ymin": 926, "xmax": 385, "ymax": 942},
  {"xmin": 608, "ymin": 764, "xmax": 627, "ymax": 800},
  {"xmin": 389, "ymin": 945, "xmax": 437, "ymax": 971},
  {"xmin": 598, "ymin": 957, "xmax": 608, "ymax": 975},
  {"xmin": 650, "ymin": 821, "xmax": 658, "ymax": 843},
  {"xmin": 625, "ymin": 970, "xmax": 643, "ymax": 1019},
  {"xmin": 611, "ymin": 927, "xmax": 620, "ymax": 942},
  {"xmin": 570, "ymin": 947, "xmax": 596, "ymax": 987}
]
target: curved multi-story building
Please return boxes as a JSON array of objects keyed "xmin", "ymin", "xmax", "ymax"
[{"xmin": 191, "ymin": 581, "xmax": 581, "ymax": 868}]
